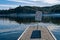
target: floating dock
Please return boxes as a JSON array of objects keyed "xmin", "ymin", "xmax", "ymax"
[{"xmin": 18, "ymin": 25, "xmax": 56, "ymax": 40}]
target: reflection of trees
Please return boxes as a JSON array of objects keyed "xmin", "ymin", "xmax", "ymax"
[
  {"xmin": 0, "ymin": 16, "xmax": 60, "ymax": 24},
  {"xmin": 42, "ymin": 16, "xmax": 60, "ymax": 24},
  {"xmin": 1, "ymin": 16, "xmax": 35, "ymax": 23}
]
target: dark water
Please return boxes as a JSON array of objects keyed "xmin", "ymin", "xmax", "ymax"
[
  {"xmin": 40, "ymin": 23, "xmax": 60, "ymax": 40},
  {"xmin": 0, "ymin": 13, "xmax": 60, "ymax": 40},
  {"xmin": 52, "ymin": 25, "xmax": 60, "ymax": 40},
  {"xmin": 43, "ymin": 13, "xmax": 60, "ymax": 17},
  {"xmin": 0, "ymin": 19, "xmax": 60, "ymax": 40},
  {"xmin": 0, "ymin": 19, "xmax": 28, "ymax": 40},
  {"xmin": 10, "ymin": 13, "xmax": 60, "ymax": 17}
]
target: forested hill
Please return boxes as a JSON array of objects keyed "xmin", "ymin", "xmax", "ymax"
[{"xmin": 0, "ymin": 4, "xmax": 60, "ymax": 14}]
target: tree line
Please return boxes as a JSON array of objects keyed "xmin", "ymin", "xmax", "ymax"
[{"xmin": 0, "ymin": 4, "xmax": 60, "ymax": 14}]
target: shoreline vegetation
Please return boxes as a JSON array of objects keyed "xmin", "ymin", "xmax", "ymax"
[
  {"xmin": 0, "ymin": 4, "xmax": 60, "ymax": 23},
  {"xmin": 0, "ymin": 4, "xmax": 60, "ymax": 14}
]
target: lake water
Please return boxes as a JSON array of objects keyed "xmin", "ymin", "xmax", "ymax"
[
  {"xmin": 13, "ymin": 13, "xmax": 60, "ymax": 17},
  {"xmin": 0, "ymin": 19, "xmax": 60, "ymax": 40},
  {"xmin": 2, "ymin": 13, "xmax": 60, "ymax": 17},
  {"xmin": 0, "ymin": 19, "xmax": 28, "ymax": 40}
]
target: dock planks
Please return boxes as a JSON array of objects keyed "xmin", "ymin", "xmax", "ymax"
[{"xmin": 18, "ymin": 26, "xmax": 55, "ymax": 40}]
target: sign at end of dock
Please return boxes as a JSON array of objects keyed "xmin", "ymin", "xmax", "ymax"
[{"xmin": 35, "ymin": 11, "xmax": 42, "ymax": 21}]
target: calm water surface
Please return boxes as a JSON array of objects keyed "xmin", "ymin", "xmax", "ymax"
[
  {"xmin": 0, "ymin": 19, "xmax": 28, "ymax": 40},
  {"xmin": 0, "ymin": 19, "xmax": 60, "ymax": 40}
]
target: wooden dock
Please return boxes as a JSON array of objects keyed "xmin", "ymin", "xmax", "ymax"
[{"xmin": 18, "ymin": 26, "xmax": 56, "ymax": 40}]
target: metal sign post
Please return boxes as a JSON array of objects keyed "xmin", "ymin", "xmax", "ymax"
[
  {"xmin": 35, "ymin": 11, "xmax": 42, "ymax": 22},
  {"xmin": 35, "ymin": 11, "xmax": 42, "ymax": 30}
]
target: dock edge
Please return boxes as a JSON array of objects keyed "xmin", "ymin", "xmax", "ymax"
[
  {"xmin": 46, "ymin": 27, "xmax": 57, "ymax": 40},
  {"xmin": 17, "ymin": 25, "xmax": 30, "ymax": 40}
]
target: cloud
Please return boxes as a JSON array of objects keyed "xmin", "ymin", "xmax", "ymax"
[
  {"xmin": 7, "ymin": 0, "xmax": 60, "ymax": 6},
  {"xmin": 42, "ymin": 0, "xmax": 60, "ymax": 4},
  {"xmin": 7, "ymin": 0, "xmax": 52, "ymax": 6},
  {"xmin": 29, "ymin": 0, "xmax": 40, "ymax": 1},
  {"xmin": 0, "ymin": 4, "xmax": 18, "ymax": 7},
  {"xmin": 0, "ymin": 4, "xmax": 19, "ymax": 10},
  {"xmin": 30, "ymin": 0, "xmax": 60, "ymax": 4},
  {"xmin": 30, "ymin": 0, "xmax": 60, "ymax": 3},
  {"xmin": 0, "ymin": 0, "xmax": 60, "ymax": 9},
  {"xmin": 7, "ymin": 0, "xmax": 33, "ymax": 4}
]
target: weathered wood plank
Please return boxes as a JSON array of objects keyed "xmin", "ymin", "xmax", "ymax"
[{"xmin": 18, "ymin": 26, "xmax": 55, "ymax": 40}]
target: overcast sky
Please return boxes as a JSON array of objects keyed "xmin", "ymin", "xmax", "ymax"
[{"xmin": 0, "ymin": 0, "xmax": 60, "ymax": 10}]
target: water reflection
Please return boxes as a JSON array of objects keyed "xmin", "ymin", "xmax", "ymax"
[
  {"xmin": 0, "ymin": 19, "xmax": 27, "ymax": 33},
  {"xmin": 0, "ymin": 19, "xmax": 29, "ymax": 40},
  {"xmin": 0, "ymin": 17, "xmax": 60, "ymax": 40}
]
